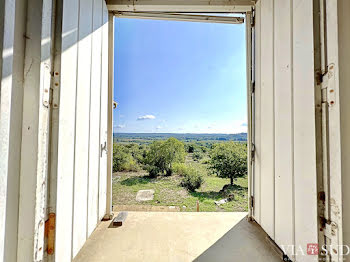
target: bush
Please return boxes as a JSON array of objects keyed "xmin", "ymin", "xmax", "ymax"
[
  {"xmin": 145, "ymin": 138, "xmax": 186, "ymax": 177},
  {"xmin": 181, "ymin": 167, "xmax": 204, "ymax": 192},
  {"xmin": 187, "ymin": 144, "xmax": 195, "ymax": 153},
  {"xmin": 193, "ymin": 150, "xmax": 203, "ymax": 161},
  {"xmin": 172, "ymin": 163, "xmax": 188, "ymax": 176},
  {"xmin": 113, "ymin": 144, "xmax": 139, "ymax": 172}
]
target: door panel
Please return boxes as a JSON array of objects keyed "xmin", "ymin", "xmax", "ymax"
[{"xmin": 99, "ymin": 2, "xmax": 109, "ymax": 220}]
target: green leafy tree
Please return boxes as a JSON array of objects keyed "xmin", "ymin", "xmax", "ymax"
[
  {"xmin": 145, "ymin": 138, "xmax": 186, "ymax": 177},
  {"xmin": 113, "ymin": 144, "xmax": 138, "ymax": 172},
  {"xmin": 187, "ymin": 144, "xmax": 195, "ymax": 153},
  {"xmin": 193, "ymin": 149, "xmax": 203, "ymax": 161},
  {"xmin": 209, "ymin": 142, "xmax": 247, "ymax": 185}
]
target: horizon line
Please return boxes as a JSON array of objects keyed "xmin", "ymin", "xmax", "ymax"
[{"xmin": 113, "ymin": 132, "xmax": 247, "ymax": 135}]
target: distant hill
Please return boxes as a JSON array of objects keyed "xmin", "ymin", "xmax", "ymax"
[{"xmin": 113, "ymin": 133, "xmax": 247, "ymax": 143}]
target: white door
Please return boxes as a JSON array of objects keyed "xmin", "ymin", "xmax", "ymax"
[{"xmin": 99, "ymin": 4, "xmax": 109, "ymax": 220}]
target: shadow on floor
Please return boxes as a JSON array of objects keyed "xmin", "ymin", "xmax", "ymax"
[
  {"xmin": 73, "ymin": 212, "xmax": 282, "ymax": 262},
  {"xmin": 193, "ymin": 218, "xmax": 282, "ymax": 262}
]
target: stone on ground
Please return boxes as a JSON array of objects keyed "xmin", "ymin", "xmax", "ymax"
[{"xmin": 136, "ymin": 189, "xmax": 155, "ymax": 201}]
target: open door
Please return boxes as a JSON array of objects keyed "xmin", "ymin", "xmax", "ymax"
[
  {"xmin": 245, "ymin": 11, "xmax": 254, "ymax": 220},
  {"xmin": 318, "ymin": 0, "xmax": 344, "ymax": 260}
]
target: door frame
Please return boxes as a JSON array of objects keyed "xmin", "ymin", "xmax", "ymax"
[{"xmin": 106, "ymin": 1, "xmax": 255, "ymax": 219}]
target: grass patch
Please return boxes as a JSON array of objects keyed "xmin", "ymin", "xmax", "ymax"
[{"xmin": 112, "ymin": 160, "xmax": 248, "ymax": 212}]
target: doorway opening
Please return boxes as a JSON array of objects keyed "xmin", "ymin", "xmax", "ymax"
[
  {"xmin": 112, "ymin": 14, "xmax": 251, "ymax": 213},
  {"xmin": 74, "ymin": 11, "xmax": 277, "ymax": 262}
]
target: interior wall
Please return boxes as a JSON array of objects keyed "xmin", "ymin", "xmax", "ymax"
[
  {"xmin": 54, "ymin": 0, "xmax": 109, "ymax": 261},
  {"xmin": 253, "ymin": 0, "xmax": 318, "ymax": 260}
]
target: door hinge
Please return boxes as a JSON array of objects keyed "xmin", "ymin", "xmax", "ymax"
[
  {"xmin": 250, "ymin": 11, "xmax": 255, "ymax": 27},
  {"xmin": 251, "ymin": 81, "xmax": 255, "ymax": 94},
  {"xmin": 324, "ymin": 221, "xmax": 339, "ymax": 260},
  {"xmin": 45, "ymin": 213, "xmax": 56, "ymax": 255},
  {"xmin": 251, "ymin": 143, "xmax": 255, "ymax": 162},
  {"xmin": 51, "ymin": 70, "xmax": 60, "ymax": 109},
  {"xmin": 319, "ymin": 64, "xmax": 336, "ymax": 106},
  {"xmin": 42, "ymin": 63, "xmax": 51, "ymax": 108}
]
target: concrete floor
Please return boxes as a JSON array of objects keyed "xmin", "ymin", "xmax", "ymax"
[{"xmin": 73, "ymin": 212, "xmax": 282, "ymax": 262}]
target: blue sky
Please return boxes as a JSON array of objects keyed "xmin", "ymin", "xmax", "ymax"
[{"xmin": 113, "ymin": 17, "xmax": 247, "ymax": 134}]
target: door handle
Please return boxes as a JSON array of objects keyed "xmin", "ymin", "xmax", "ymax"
[{"xmin": 101, "ymin": 142, "xmax": 107, "ymax": 157}]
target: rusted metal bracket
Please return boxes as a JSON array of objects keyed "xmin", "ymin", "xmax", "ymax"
[
  {"xmin": 51, "ymin": 70, "xmax": 60, "ymax": 109},
  {"xmin": 44, "ymin": 213, "xmax": 56, "ymax": 255}
]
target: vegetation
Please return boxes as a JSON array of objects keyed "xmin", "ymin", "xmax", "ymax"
[
  {"xmin": 172, "ymin": 162, "xmax": 188, "ymax": 176},
  {"xmin": 180, "ymin": 166, "xmax": 204, "ymax": 191},
  {"xmin": 112, "ymin": 134, "xmax": 248, "ymax": 212},
  {"xmin": 113, "ymin": 144, "xmax": 140, "ymax": 172},
  {"xmin": 193, "ymin": 150, "xmax": 204, "ymax": 161},
  {"xmin": 114, "ymin": 132, "xmax": 247, "ymax": 144},
  {"xmin": 209, "ymin": 142, "xmax": 247, "ymax": 185},
  {"xmin": 112, "ymin": 165, "xmax": 248, "ymax": 212},
  {"xmin": 144, "ymin": 138, "xmax": 186, "ymax": 177}
]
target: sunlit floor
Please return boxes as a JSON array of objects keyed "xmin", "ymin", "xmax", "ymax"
[{"xmin": 73, "ymin": 212, "xmax": 281, "ymax": 262}]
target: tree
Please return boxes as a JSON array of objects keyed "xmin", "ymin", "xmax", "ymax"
[
  {"xmin": 187, "ymin": 144, "xmax": 195, "ymax": 153},
  {"xmin": 113, "ymin": 144, "xmax": 138, "ymax": 172},
  {"xmin": 209, "ymin": 142, "xmax": 247, "ymax": 185},
  {"xmin": 145, "ymin": 138, "xmax": 186, "ymax": 177}
]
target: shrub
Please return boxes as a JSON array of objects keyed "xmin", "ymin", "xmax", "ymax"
[
  {"xmin": 193, "ymin": 150, "xmax": 203, "ymax": 161},
  {"xmin": 145, "ymin": 138, "xmax": 186, "ymax": 177},
  {"xmin": 181, "ymin": 167, "xmax": 204, "ymax": 192},
  {"xmin": 209, "ymin": 142, "xmax": 247, "ymax": 185},
  {"xmin": 113, "ymin": 144, "xmax": 139, "ymax": 172},
  {"xmin": 187, "ymin": 144, "xmax": 195, "ymax": 153},
  {"xmin": 172, "ymin": 163, "xmax": 188, "ymax": 176}
]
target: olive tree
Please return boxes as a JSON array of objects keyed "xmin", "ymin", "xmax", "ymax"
[
  {"xmin": 209, "ymin": 142, "xmax": 247, "ymax": 185},
  {"xmin": 145, "ymin": 137, "xmax": 186, "ymax": 177}
]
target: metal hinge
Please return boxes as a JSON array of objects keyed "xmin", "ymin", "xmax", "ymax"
[
  {"xmin": 324, "ymin": 221, "xmax": 339, "ymax": 261},
  {"xmin": 51, "ymin": 70, "xmax": 60, "ymax": 109},
  {"xmin": 251, "ymin": 143, "xmax": 255, "ymax": 162},
  {"xmin": 250, "ymin": 11, "xmax": 255, "ymax": 27},
  {"xmin": 42, "ymin": 63, "xmax": 51, "ymax": 108},
  {"xmin": 45, "ymin": 213, "xmax": 56, "ymax": 255},
  {"xmin": 319, "ymin": 64, "xmax": 336, "ymax": 106}
]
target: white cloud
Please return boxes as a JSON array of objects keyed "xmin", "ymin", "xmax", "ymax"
[
  {"xmin": 116, "ymin": 124, "xmax": 125, "ymax": 128},
  {"xmin": 156, "ymin": 126, "xmax": 162, "ymax": 129},
  {"xmin": 137, "ymin": 114, "xmax": 156, "ymax": 120}
]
